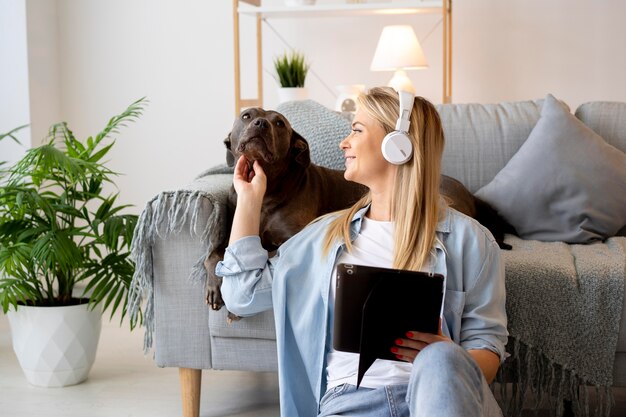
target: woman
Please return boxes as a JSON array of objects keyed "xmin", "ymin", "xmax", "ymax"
[{"xmin": 216, "ymin": 87, "xmax": 507, "ymax": 417}]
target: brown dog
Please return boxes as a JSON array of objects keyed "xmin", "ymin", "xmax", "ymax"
[
  {"xmin": 440, "ymin": 176, "xmax": 514, "ymax": 250},
  {"xmin": 205, "ymin": 109, "xmax": 514, "ymax": 318},
  {"xmin": 204, "ymin": 108, "xmax": 367, "ymax": 317}
]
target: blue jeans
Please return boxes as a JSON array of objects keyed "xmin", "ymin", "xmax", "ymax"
[{"xmin": 318, "ymin": 343, "xmax": 502, "ymax": 417}]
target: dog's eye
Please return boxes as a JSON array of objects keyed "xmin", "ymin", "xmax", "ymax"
[
  {"xmin": 276, "ymin": 120, "xmax": 285, "ymax": 127},
  {"xmin": 242, "ymin": 113, "xmax": 250, "ymax": 120}
]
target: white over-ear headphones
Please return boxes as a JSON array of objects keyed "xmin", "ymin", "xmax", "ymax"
[{"xmin": 381, "ymin": 90, "xmax": 415, "ymax": 165}]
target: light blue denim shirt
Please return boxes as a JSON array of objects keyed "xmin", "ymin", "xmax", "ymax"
[{"xmin": 216, "ymin": 206, "xmax": 508, "ymax": 417}]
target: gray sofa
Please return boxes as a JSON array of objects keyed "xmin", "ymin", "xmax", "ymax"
[{"xmin": 129, "ymin": 97, "xmax": 626, "ymax": 417}]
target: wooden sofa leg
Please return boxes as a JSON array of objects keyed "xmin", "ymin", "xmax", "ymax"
[{"xmin": 179, "ymin": 368, "xmax": 202, "ymax": 417}]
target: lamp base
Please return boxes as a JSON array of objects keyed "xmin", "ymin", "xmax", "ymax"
[{"xmin": 387, "ymin": 70, "xmax": 415, "ymax": 94}]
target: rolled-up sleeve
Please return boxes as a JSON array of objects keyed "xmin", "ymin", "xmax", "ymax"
[
  {"xmin": 215, "ymin": 236, "xmax": 275, "ymax": 317},
  {"xmin": 460, "ymin": 239, "xmax": 509, "ymax": 363}
]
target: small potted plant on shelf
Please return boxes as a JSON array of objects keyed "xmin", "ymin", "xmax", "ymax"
[
  {"xmin": 0, "ymin": 98, "xmax": 145, "ymax": 387},
  {"xmin": 274, "ymin": 50, "xmax": 310, "ymax": 103}
]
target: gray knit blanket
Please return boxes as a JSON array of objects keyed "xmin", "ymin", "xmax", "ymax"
[
  {"xmin": 498, "ymin": 235, "xmax": 625, "ymax": 417},
  {"xmin": 128, "ymin": 174, "xmax": 232, "ymax": 351}
]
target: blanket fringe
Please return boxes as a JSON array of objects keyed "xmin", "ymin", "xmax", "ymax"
[
  {"xmin": 496, "ymin": 337, "xmax": 614, "ymax": 417},
  {"xmin": 128, "ymin": 190, "xmax": 227, "ymax": 354}
]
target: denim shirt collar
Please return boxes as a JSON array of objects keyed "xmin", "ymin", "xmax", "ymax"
[{"xmin": 349, "ymin": 204, "xmax": 451, "ymax": 244}]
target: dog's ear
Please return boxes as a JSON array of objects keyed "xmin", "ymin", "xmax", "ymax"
[
  {"xmin": 224, "ymin": 134, "xmax": 235, "ymax": 167},
  {"xmin": 291, "ymin": 130, "xmax": 311, "ymax": 168}
]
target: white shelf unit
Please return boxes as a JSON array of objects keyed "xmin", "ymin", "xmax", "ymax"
[
  {"xmin": 238, "ymin": 1, "xmax": 444, "ymax": 18},
  {"xmin": 232, "ymin": 0, "xmax": 452, "ymax": 115}
]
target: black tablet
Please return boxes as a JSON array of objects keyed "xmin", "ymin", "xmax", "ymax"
[{"xmin": 333, "ymin": 263, "xmax": 445, "ymax": 358}]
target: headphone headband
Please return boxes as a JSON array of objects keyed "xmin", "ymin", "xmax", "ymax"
[
  {"xmin": 381, "ymin": 89, "xmax": 415, "ymax": 165},
  {"xmin": 395, "ymin": 90, "xmax": 415, "ymax": 132}
]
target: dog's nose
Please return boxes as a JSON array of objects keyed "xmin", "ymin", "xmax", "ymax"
[{"xmin": 252, "ymin": 118, "xmax": 269, "ymax": 130}]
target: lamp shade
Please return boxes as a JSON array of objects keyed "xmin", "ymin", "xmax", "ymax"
[{"xmin": 370, "ymin": 25, "xmax": 428, "ymax": 71}]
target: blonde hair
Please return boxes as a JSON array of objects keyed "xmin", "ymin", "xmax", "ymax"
[{"xmin": 322, "ymin": 87, "xmax": 446, "ymax": 271}]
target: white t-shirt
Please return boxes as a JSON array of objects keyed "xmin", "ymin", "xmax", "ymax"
[{"xmin": 326, "ymin": 216, "xmax": 413, "ymax": 389}]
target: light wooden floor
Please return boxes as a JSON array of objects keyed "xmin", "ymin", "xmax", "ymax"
[
  {"xmin": 0, "ymin": 313, "xmax": 279, "ymax": 417},
  {"xmin": 2, "ymin": 313, "xmax": 625, "ymax": 417}
]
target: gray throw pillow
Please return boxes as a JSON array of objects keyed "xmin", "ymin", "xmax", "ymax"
[{"xmin": 475, "ymin": 94, "xmax": 626, "ymax": 243}]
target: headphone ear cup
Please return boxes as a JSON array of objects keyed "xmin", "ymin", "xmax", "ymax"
[{"xmin": 381, "ymin": 131, "xmax": 413, "ymax": 165}]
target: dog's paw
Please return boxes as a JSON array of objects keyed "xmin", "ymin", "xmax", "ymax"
[
  {"xmin": 497, "ymin": 241, "xmax": 512, "ymax": 250},
  {"xmin": 494, "ymin": 232, "xmax": 512, "ymax": 250},
  {"xmin": 206, "ymin": 286, "xmax": 225, "ymax": 311},
  {"xmin": 496, "ymin": 239, "xmax": 513, "ymax": 250},
  {"xmin": 226, "ymin": 311, "xmax": 243, "ymax": 324}
]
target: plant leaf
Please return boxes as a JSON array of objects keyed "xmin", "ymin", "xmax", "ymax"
[
  {"xmin": 0, "ymin": 124, "xmax": 28, "ymax": 145},
  {"xmin": 0, "ymin": 99, "xmax": 146, "ymax": 326}
]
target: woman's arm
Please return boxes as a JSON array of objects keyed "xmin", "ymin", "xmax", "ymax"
[
  {"xmin": 393, "ymin": 330, "xmax": 501, "ymax": 384},
  {"xmin": 229, "ymin": 156, "xmax": 266, "ymax": 243},
  {"xmin": 467, "ymin": 349, "xmax": 500, "ymax": 384},
  {"xmin": 215, "ymin": 155, "xmax": 273, "ymax": 317}
]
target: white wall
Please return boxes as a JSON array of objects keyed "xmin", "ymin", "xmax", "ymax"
[
  {"xmin": 453, "ymin": 0, "xmax": 626, "ymax": 108},
  {"xmin": 48, "ymin": 0, "xmax": 235, "ymax": 214},
  {"xmin": 26, "ymin": 0, "xmax": 62, "ymax": 146},
  {"xmin": 16, "ymin": 0, "xmax": 626, "ymax": 214},
  {"xmin": 0, "ymin": 0, "xmax": 31, "ymax": 165}
]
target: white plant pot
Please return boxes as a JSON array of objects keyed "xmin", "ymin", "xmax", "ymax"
[
  {"xmin": 285, "ymin": 0, "xmax": 316, "ymax": 6},
  {"xmin": 7, "ymin": 302, "xmax": 102, "ymax": 387},
  {"xmin": 277, "ymin": 87, "xmax": 309, "ymax": 103}
]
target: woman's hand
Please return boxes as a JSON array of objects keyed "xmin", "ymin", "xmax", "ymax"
[
  {"xmin": 228, "ymin": 156, "xmax": 267, "ymax": 245},
  {"xmin": 390, "ymin": 321, "xmax": 501, "ymax": 383},
  {"xmin": 390, "ymin": 321, "xmax": 452, "ymax": 363},
  {"xmin": 233, "ymin": 155, "xmax": 266, "ymax": 203}
]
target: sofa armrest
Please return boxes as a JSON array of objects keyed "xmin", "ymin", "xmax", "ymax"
[{"xmin": 129, "ymin": 174, "xmax": 232, "ymax": 368}]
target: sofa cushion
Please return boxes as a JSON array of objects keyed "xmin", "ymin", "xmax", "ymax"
[
  {"xmin": 210, "ymin": 336, "xmax": 277, "ymax": 372},
  {"xmin": 575, "ymin": 101, "xmax": 626, "ymax": 154},
  {"xmin": 277, "ymin": 99, "xmax": 351, "ymax": 171},
  {"xmin": 437, "ymin": 99, "xmax": 543, "ymax": 193},
  {"xmin": 209, "ymin": 306, "xmax": 277, "ymax": 372},
  {"xmin": 575, "ymin": 101, "xmax": 626, "ymax": 238},
  {"xmin": 209, "ymin": 307, "xmax": 276, "ymax": 340},
  {"xmin": 476, "ymin": 94, "xmax": 626, "ymax": 243}
]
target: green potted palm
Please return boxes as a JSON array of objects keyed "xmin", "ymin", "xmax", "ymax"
[
  {"xmin": 0, "ymin": 98, "xmax": 145, "ymax": 387},
  {"xmin": 274, "ymin": 50, "xmax": 310, "ymax": 103}
]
